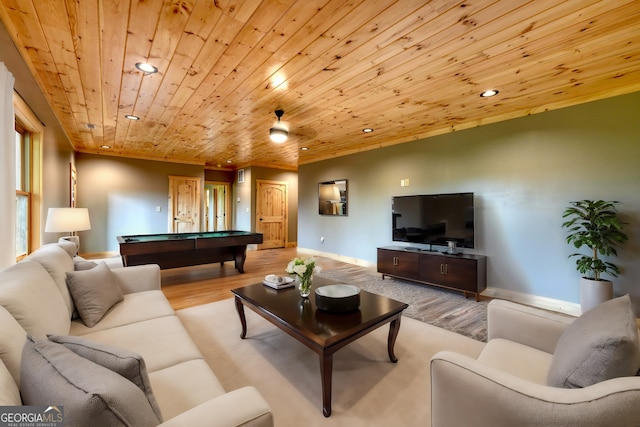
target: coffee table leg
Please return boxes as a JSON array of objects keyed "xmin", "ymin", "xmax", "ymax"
[
  {"xmin": 234, "ymin": 296, "xmax": 248, "ymax": 339},
  {"xmin": 387, "ymin": 314, "xmax": 402, "ymax": 363},
  {"xmin": 319, "ymin": 352, "xmax": 333, "ymax": 417}
]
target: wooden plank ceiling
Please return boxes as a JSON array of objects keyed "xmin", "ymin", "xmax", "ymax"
[{"xmin": 1, "ymin": 0, "xmax": 639, "ymax": 171}]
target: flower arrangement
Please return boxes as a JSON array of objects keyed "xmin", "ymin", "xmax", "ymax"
[{"xmin": 286, "ymin": 257, "xmax": 322, "ymax": 297}]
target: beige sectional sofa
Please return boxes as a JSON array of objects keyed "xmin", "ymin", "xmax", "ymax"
[{"xmin": 0, "ymin": 241, "xmax": 272, "ymax": 426}]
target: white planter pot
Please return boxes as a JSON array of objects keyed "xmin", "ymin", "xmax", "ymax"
[{"xmin": 580, "ymin": 277, "xmax": 613, "ymax": 313}]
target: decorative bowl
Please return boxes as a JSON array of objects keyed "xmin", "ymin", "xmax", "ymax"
[{"xmin": 314, "ymin": 284, "xmax": 361, "ymax": 312}]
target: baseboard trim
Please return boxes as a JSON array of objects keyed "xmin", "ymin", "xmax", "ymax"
[
  {"xmin": 82, "ymin": 251, "xmax": 120, "ymax": 259},
  {"xmin": 483, "ymin": 287, "xmax": 581, "ymax": 316},
  {"xmin": 297, "ymin": 247, "xmax": 377, "ymax": 270}
]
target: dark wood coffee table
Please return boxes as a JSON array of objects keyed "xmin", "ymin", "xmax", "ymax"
[{"xmin": 231, "ymin": 277, "xmax": 408, "ymax": 417}]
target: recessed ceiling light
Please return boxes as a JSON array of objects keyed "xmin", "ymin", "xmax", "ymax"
[
  {"xmin": 125, "ymin": 114, "xmax": 140, "ymax": 120},
  {"xmin": 135, "ymin": 62, "xmax": 158, "ymax": 74},
  {"xmin": 226, "ymin": 160, "xmax": 232, "ymax": 163},
  {"xmin": 362, "ymin": 128, "xmax": 374, "ymax": 133},
  {"xmin": 100, "ymin": 145, "xmax": 111, "ymax": 149},
  {"xmin": 300, "ymin": 147, "xmax": 309, "ymax": 151},
  {"xmin": 480, "ymin": 89, "xmax": 499, "ymax": 97}
]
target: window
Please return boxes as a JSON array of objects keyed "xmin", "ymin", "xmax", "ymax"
[
  {"xmin": 15, "ymin": 122, "xmax": 31, "ymax": 259},
  {"xmin": 13, "ymin": 93, "xmax": 43, "ymax": 261}
]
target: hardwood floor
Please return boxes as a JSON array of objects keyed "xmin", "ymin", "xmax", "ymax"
[{"xmin": 161, "ymin": 247, "xmax": 374, "ymax": 310}]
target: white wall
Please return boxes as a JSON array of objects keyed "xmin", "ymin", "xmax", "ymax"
[{"xmin": 298, "ymin": 92, "xmax": 640, "ymax": 312}]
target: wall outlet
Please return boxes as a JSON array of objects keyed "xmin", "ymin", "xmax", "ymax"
[{"xmin": 156, "ymin": 206, "xmax": 162, "ymax": 212}]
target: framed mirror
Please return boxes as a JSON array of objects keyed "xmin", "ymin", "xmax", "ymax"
[{"xmin": 319, "ymin": 180, "xmax": 348, "ymax": 216}]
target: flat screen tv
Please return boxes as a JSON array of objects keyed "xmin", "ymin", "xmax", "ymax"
[{"xmin": 392, "ymin": 192, "xmax": 475, "ymax": 248}]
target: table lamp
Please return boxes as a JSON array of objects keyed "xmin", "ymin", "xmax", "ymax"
[{"xmin": 45, "ymin": 207, "xmax": 91, "ymax": 253}]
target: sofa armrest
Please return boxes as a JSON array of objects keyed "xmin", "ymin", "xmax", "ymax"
[
  {"xmin": 431, "ymin": 351, "xmax": 640, "ymax": 427},
  {"xmin": 487, "ymin": 299, "xmax": 574, "ymax": 353},
  {"xmin": 158, "ymin": 387, "xmax": 272, "ymax": 427},
  {"xmin": 110, "ymin": 264, "xmax": 161, "ymax": 294}
]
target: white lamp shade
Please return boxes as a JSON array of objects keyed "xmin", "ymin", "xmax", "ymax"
[
  {"xmin": 45, "ymin": 208, "xmax": 91, "ymax": 233},
  {"xmin": 269, "ymin": 126, "xmax": 288, "ymax": 143}
]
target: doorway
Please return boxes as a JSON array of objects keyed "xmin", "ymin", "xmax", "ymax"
[
  {"xmin": 205, "ymin": 182, "xmax": 230, "ymax": 231},
  {"xmin": 168, "ymin": 176, "xmax": 201, "ymax": 233},
  {"xmin": 255, "ymin": 180, "xmax": 288, "ymax": 249}
]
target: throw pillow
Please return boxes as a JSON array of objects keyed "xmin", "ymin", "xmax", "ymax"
[
  {"xmin": 74, "ymin": 260, "xmax": 98, "ymax": 271},
  {"xmin": 48, "ymin": 334, "xmax": 162, "ymax": 422},
  {"xmin": 65, "ymin": 263, "xmax": 124, "ymax": 327},
  {"xmin": 20, "ymin": 336, "xmax": 160, "ymax": 426},
  {"xmin": 547, "ymin": 294, "xmax": 640, "ymax": 388}
]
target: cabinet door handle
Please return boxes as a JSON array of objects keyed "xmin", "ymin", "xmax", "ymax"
[
  {"xmin": 440, "ymin": 263, "xmax": 449, "ymax": 275},
  {"xmin": 393, "ymin": 256, "xmax": 398, "ymax": 266}
]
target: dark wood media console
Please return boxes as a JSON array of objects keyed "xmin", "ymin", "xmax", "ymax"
[{"xmin": 377, "ymin": 246, "xmax": 486, "ymax": 301}]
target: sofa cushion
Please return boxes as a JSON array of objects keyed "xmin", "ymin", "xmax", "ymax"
[
  {"xmin": 547, "ymin": 294, "xmax": 640, "ymax": 388},
  {"xmin": 479, "ymin": 338, "xmax": 553, "ymax": 385},
  {"xmin": 70, "ymin": 290, "xmax": 174, "ymax": 336},
  {"xmin": 0, "ymin": 305, "xmax": 27, "ymax": 386},
  {"xmin": 149, "ymin": 359, "xmax": 227, "ymax": 420},
  {"xmin": 48, "ymin": 334, "xmax": 163, "ymax": 422},
  {"xmin": 0, "ymin": 358, "xmax": 20, "ymax": 406},
  {"xmin": 80, "ymin": 315, "xmax": 204, "ymax": 373},
  {"xmin": 66, "ymin": 263, "xmax": 124, "ymax": 327},
  {"xmin": 24, "ymin": 244, "xmax": 75, "ymax": 316},
  {"xmin": 20, "ymin": 336, "xmax": 160, "ymax": 427},
  {"xmin": 0, "ymin": 262, "xmax": 70, "ymax": 338}
]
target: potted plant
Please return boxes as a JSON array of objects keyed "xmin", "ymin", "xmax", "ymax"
[{"xmin": 562, "ymin": 200, "xmax": 628, "ymax": 312}]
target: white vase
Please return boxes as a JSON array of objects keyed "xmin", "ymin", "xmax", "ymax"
[{"xmin": 580, "ymin": 277, "xmax": 613, "ymax": 313}]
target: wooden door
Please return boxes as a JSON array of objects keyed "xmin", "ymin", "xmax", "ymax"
[
  {"xmin": 169, "ymin": 176, "xmax": 201, "ymax": 233},
  {"xmin": 255, "ymin": 180, "xmax": 287, "ymax": 249},
  {"xmin": 205, "ymin": 182, "xmax": 229, "ymax": 231}
]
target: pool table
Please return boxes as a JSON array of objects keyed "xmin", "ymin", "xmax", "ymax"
[{"xmin": 116, "ymin": 231, "xmax": 263, "ymax": 273}]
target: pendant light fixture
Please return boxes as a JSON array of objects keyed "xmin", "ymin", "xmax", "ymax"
[{"xmin": 269, "ymin": 109, "xmax": 288, "ymax": 143}]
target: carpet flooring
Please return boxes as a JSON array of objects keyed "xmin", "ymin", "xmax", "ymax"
[
  {"xmin": 177, "ymin": 299, "xmax": 485, "ymax": 426},
  {"xmin": 318, "ymin": 270, "xmax": 488, "ymax": 342}
]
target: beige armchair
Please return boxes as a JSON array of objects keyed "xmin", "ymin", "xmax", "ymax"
[{"xmin": 431, "ymin": 298, "xmax": 640, "ymax": 427}]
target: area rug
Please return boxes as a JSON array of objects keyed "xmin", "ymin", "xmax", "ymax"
[
  {"xmin": 318, "ymin": 270, "xmax": 488, "ymax": 342},
  {"xmin": 176, "ymin": 299, "xmax": 484, "ymax": 427}
]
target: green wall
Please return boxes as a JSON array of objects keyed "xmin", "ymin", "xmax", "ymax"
[
  {"xmin": 1, "ymin": 19, "xmax": 75, "ymax": 245},
  {"xmin": 298, "ymin": 91, "xmax": 640, "ymax": 310},
  {"xmin": 75, "ymin": 155, "xmax": 299, "ymax": 253},
  {"xmin": 76, "ymin": 153, "xmax": 205, "ymax": 253}
]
